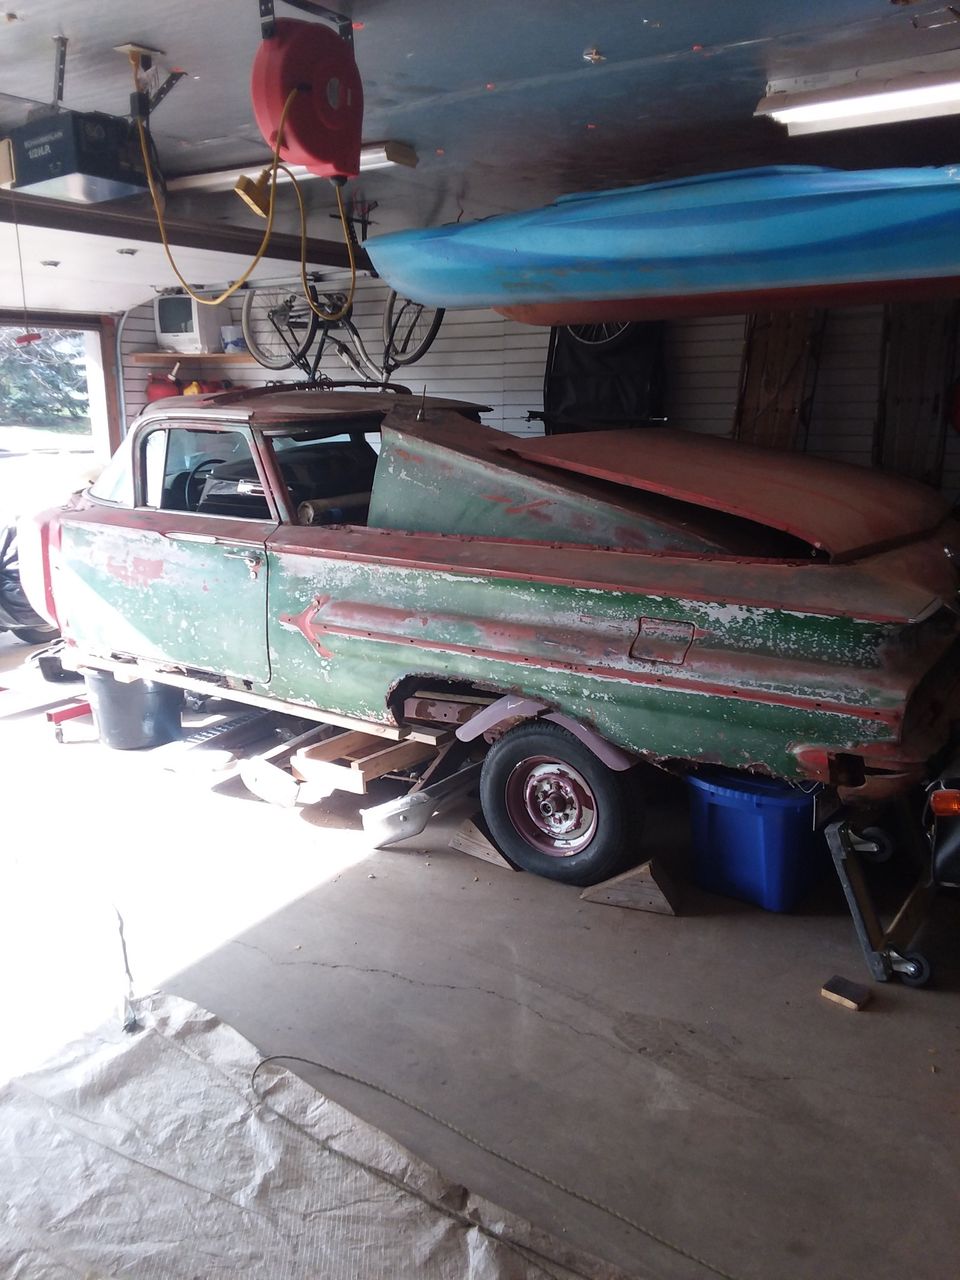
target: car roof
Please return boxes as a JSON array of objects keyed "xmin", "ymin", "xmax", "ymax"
[{"xmin": 135, "ymin": 386, "xmax": 488, "ymax": 427}]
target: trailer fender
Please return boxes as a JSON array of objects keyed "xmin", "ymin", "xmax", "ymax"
[{"xmin": 455, "ymin": 693, "xmax": 637, "ymax": 771}]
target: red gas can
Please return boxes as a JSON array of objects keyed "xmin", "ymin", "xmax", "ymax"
[{"xmin": 145, "ymin": 365, "xmax": 182, "ymax": 402}]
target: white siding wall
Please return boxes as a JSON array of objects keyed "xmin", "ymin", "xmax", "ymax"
[
  {"xmin": 663, "ymin": 315, "xmax": 746, "ymax": 438},
  {"xmin": 119, "ymin": 277, "xmax": 550, "ymax": 437},
  {"xmin": 805, "ymin": 307, "xmax": 885, "ymax": 467},
  {"xmin": 120, "ymin": 288, "xmax": 959, "ymax": 499},
  {"xmin": 663, "ymin": 304, "xmax": 959, "ymax": 500}
]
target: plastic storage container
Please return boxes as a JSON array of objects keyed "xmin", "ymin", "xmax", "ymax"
[
  {"xmin": 85, "ymin": 670, "xmax": 183, "ymax": 750},
  {"xmin": 686, "ymin": 770, "xmax": 822, "ymax": 912}
]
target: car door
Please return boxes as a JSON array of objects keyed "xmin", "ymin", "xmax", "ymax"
[{"xmin": 57, "ymin": 421, "xmax": 276, "ymax": 687}]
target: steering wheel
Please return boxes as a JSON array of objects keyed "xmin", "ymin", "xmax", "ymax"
[{"xmin": 184, "ymin": 457, "xmax": 225, "ymax": 510}]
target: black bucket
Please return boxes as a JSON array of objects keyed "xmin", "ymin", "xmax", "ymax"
[{"xmin": 85, "ymin": 670, "xmax": 184, "ymax": 750}]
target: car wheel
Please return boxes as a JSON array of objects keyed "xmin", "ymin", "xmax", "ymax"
[
  {"xmin": 480, "ymin": 721, "xmax": 642, "ymax": 885},
  {"xmin": 12, "ymin": 625, "xmax": 59, "ymax": 645}
]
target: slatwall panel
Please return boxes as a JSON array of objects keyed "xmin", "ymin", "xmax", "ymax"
[
  {"xmin": 121, "ymin": 287, "xmax": 959, "ymax": 501},
  {"xmin": 804, "ymin": 306, "xmax": 884, "ymax": 468},
  {"xmin": 119, "ymin": 277, "xmax": 550, "ymax": 437},
  {"xmin": 662, "ymin": 315, "xmax": 746, "ymax": 437},
  {"xmin": 119, "ymin": 301, "xmax": 165, "ymax": 426},
  {"xmin": 943, "ymin": 425, "xmax": 960, "ymax": 497}
]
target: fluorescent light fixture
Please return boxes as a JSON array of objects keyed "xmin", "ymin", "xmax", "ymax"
[
  {"xmin": 168, "ymin": 141, "xmax": 417, "ymax": 195},
  {"xmin": 756, "ymin": 53, "xmax": 960, "ymax": 135}
]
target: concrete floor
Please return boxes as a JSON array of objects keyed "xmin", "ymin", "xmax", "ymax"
[{"xmin": 2, "ymin": 633, "xmax": 958, "ymax": 1280}]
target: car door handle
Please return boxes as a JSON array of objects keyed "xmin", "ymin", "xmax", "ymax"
[
  {"xmin": 162, "ymin": 531, "xmax": 218, "ymax": 544},
  {"xmin": 223, "ymin": 548, "xmax": 264, "ymax": 578}
]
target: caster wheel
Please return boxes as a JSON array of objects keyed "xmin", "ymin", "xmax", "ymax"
[
  {"xmin": 850, "ymin": 826, "xmax": 894, "ymax": 864},
  {"xmin": 898, "ymin": 953, "xmax": 932, "ymax": 988}
]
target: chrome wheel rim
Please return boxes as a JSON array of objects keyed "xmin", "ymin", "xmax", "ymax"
[{"xmin": 504, "ymin": 756, "xmax": 598, "ymax": 856}]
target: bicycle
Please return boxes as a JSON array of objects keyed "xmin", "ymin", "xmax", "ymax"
[{"xmin": 240, "ymin": 278, "xmax": 444, "ymax": 384}]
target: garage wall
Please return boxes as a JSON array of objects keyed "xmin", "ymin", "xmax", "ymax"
[
  {"xmin": 119, "ymin": 276, "xmax": 550, "ymax": 437},
  {"xmin": 664, "ymin": 304, "xmax": 960, "ymax": 499},
  {"xmin": 121, "ymin": 288, "xmax": 960, "ymax": 498},
  {"xmin": 662, "ymin": 315, "xmax": 745, "ymax": 438}
]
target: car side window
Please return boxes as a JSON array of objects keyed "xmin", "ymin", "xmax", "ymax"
[
  {"xmin": 139, "ymin": 427, "xmax": 271, "ymax": 519},
  {"xmin": 265, "ymin": 430, "xmax": 378, "ymax": 525}
]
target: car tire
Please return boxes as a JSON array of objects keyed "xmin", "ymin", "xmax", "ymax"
[
  {"xmin": 479, "ymin": 720, "xmax": 642, "ymax": 886},
  {"xmin": 12, "ymin": 625, "xmax": 60, "ymax": 645}
]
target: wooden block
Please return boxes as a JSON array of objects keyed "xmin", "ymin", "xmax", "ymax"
[
  {"xmin": 406, "ymin": 724, "xmax": 452, "ymax": 746},
  {"xmin": 291, "ymin": 755, "xmax": 367, "ymax": 795},
  {"xmin": 352, "ymin": 738, "xmax": 436, "ymax": 780},
  {"xmin": 579, "ymin": 859, "xmax": 681, "ymax": 915},
  {"xmin": 449, "ymin": 819, "xmax": 518, "ymax": 871},
  {"xmin": 821, "ymin": 975, "xmax": 872, "ymax": 1011},
  {"xmin": 296, "ymin": 730, "xmax": 379, "ymax": 766},
  {"xmin": 292, "ymin": 734, "xmax": 438, "ymax": 795}
]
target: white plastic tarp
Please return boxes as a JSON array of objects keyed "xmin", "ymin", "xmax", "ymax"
[{"xmin": 0, "ymin": 993, "xmax": 633, "ymax": 1280}]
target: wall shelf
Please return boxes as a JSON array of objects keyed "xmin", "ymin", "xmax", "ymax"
[{"xmin": 130, "ymin": 351, "xmax": 256, "ymax": 366}]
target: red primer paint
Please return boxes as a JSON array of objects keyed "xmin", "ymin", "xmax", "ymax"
[{"xmin": 105, "ymin": 556, "xmax": 165, "ymax": 588}]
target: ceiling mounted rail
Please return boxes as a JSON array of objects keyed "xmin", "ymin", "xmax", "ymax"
[{"xmin": 259, "ymin": 0, "xmax": 354, "ymax": 46}]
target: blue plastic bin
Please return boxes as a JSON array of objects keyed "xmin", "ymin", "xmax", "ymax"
[{"xmin": 686, "ymin": 770, "xmax": 822, "ymax": 912}]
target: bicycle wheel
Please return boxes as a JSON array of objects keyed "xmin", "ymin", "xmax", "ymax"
[
  {"xmin": 565, "ymin": 321, "xmax": 633, "ymax": 350},
  {"xmin": 241, "ymin": 285, "xmax": 319, "ymax": 370},
  {"xmin": 382, "ymin": 290, "xmax": 444, "ymax": 366}
]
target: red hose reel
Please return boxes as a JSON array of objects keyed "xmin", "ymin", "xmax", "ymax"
[{"xmin": 251, "ymin": 16, "xmax": 363, "ymax": 179}]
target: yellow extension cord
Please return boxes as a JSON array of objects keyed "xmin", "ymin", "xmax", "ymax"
[
  {"xmin": 132, "ymin": 54, "xmax": 356, "ymax": 322},
  {"xmin": 278, "ymin": 164, "xmax": 356, "ymax": 324}
]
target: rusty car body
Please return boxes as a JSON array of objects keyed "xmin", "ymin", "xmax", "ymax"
[{"xmin": 20, "ymin": 386, "xmax": 960, "ymax": 884}]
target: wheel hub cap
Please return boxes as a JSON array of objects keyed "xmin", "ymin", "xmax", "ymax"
[{"xmin": 505, "ymin": 757, "xmax": 598, "ymax": 857}]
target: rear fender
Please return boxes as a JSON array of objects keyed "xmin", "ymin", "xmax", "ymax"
[{"xmin": 454, "ymin": 693, "xmax": 637, "ymax": 771}]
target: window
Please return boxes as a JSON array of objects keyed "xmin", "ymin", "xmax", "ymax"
[
  {"xmin": 263, "ymin": 427, "xmax": 379, "ymax": 525},
  {"xmin": 139, "ymin": 427, "xmax": 271, "ymax": 519},
  {"xmin": 89, "ymin": 433, "xmax": 135, "ymax": 506}
]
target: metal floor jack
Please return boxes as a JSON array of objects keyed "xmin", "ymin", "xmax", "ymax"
[{"xmin": 825, "ymin": 815, "xmax": 935, "ymax": 987}]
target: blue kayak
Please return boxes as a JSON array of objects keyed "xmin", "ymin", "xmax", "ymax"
[{"xmin": 365, "ymin": 165, "xmax": 960, "ymax": 325}]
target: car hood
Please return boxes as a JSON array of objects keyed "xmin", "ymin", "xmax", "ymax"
[{"xmin": 506, "ymin": 428, "xmax": 949, "ymax": 561}]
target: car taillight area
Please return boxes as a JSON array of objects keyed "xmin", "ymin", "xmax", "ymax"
[{"xmin": 16, "ymin": 509, "xmax": 61, "ymax": 629}]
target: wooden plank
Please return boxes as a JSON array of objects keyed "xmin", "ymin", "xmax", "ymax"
[
  {"xmin": 290, "ymin": 756, "xmax": 367, "ymax": 794},
  {"xmin": 734, "ymin": 309, "xmax": 825, "ymax": 451},
  {"xmin": 129, "ymin": 351, "xmax": 257, "ymax": 366},
  {"xmin": 293, "ymin": 732, "xmax": 437, "ymax": 793},
  {"xmin": 238, "ymin": 725, "xmax": 337, "ymax": 806},
  {"xmin": 406, "ymin": 724, "xmax": 454, "ymax": 745},
  {"xmin": 579, "ymin": 859, "xmax": 681, "ymax": 915},
  {"xmin": 821, "ymin": 975, "xmax": 873, "ymax": 1011},
  {"xmin": 295, "ymin": 730, "xmax": 378, "ymax": 766},
  {"xmin": 449, "ymin": 818, "xmax": 518, "ymax": 871},
  {"xmin": 353, "ymin": 737, "xmax": 436, "ymax": 780}
]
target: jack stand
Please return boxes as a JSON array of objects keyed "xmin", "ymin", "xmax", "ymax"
[{"xmin": 825, "ymin": 817, "xmax": 935, "ymax": 986}]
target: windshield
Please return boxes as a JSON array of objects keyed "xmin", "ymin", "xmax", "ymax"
[{"xmin": 89, "ymin": 433, "xmax": 134, "ymax": 506}]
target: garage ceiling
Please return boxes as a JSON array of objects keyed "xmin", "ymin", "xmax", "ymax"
[{"xmin": 3, "ymin": 1, "xmax": 960, "ymax": 308}]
